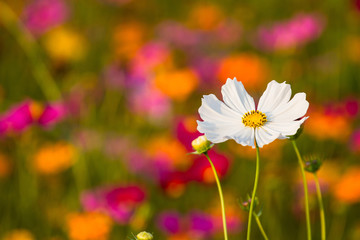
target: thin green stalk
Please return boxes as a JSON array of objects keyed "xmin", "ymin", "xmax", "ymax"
[
  {"xmin": 0, "ymin": 2, "xmax": 61, "ymax": 101},
  {"xmin": 291, "ymin": 140, "xmax": 312, "ymax": 240},
  {"xmin": 247, "ymin": 142, "xmax": 260, "ymax": 240},
  {"xmin": 253, "ymin": 213, "xmax": 269, "ymax": 240},
  {"xmin": 314, "ymin": 174, "xmax": 326, "ymax": 240},
  {"xmin": 204, "ymin": 153, "xmax": 228, "ymax": 240}
]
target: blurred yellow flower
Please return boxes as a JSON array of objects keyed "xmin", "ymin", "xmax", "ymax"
[
  {"xmin": 217, "ymin": 54, "xmax": 268, "ymax": 90},
  {"xmin": 334, "ymin": 167, "xmax": 360, "ymax": 204},
  {"xmin": 66, "ymin": 212, "xmax": 112, "ymax": 240},
  {"xmin": 0, "ymin": 152, "xmax": 12, "ymax": 178},
  {"xmin": 113, "ymin": 22, "xmax": 144, "ymax": 60},
  {"xmin": 44, "ymin": 26, "xmax": 86, "ymax": 62},
  {"xmin": 3, "ymin": 229, "xmax": 34, "ymax": 240},
  {"xmin": 189, "ymin": 4, "xmax": 223, "ymax": 30},
  {"xmin": 33, "ymin": 142, "xmax": 76, "ymax": 174},
  {"xmin": 154, "ymin": 69, "xmax": 199, "ymax": 101}
]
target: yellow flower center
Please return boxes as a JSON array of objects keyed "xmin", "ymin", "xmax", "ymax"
[{"xmin": 242, "ymin": 110, "xmax": 267, "ymax": 128}]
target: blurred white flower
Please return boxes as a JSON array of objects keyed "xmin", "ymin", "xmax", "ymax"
[{"xmin": 197, "ymin": 78, "xmax": 309, "ymax": 148}]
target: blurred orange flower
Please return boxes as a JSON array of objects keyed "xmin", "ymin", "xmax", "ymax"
[
  {"xmin": 146, "ymin": 136, "xmax": 189, "ymax": 169},
  {"xmin": 3, "ymin": 229, "xmax": 34, "ymax": 240},
  {"xmin": 334, "ymin": 167, "xmax": 360, "ymax": 204},
  {"xmin": 154, "ymin": 69, "xmax": 199, "ymax": 101},
  {"xmin": 66, "ymin": 212, "xmax": 112, "ymax": 240},
  {"xmin": 44, "ymin": 26, "xmax": 86, "ymax": 62},
  {"xmin": 189, "ymin": 4, "xmax": 223, "ymax": 30},
  {"xmin": 33, "ymin": 142, "xmax": 76, "ymax": 174},
  {"xmin": 217, "ymin": 54, "xmax": 268, "ymax": 90},
  {"xmin": 168, "ymin": 233, "xmax": 192, "ymax": 240},
  {"xmin": 0, "ymin": 153, "xmax": 12, "ymax": 178},
  {"xmin": 113, "ymin": 22, "xmax": 144, "ymax": 60},
  {"xmin": 305, "ymin": 109, "xmax": 351, "ymax": 141}
]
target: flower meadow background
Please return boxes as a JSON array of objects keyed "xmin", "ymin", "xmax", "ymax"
[{"xmin": 1, "ymin": 0, "xmax": 360, "ymax": 239}]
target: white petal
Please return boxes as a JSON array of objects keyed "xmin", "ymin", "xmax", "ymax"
[
  {"xmin": 198, "ymin": 94, "xmax": 243, "ymax": 122},
  {"xmin": 257, "ymin": 80, "xmax": 291, "ymax": 113},
  {"xmin": 233, "ymin": 127, "xmax": 255, "ymax": 147},
  {"xmin": 198, "ymin": 120, "xmax": 254, "ymax": 146},
  {"xmin": 221, "ymin": 78, "xmax": 255, "ymax": 115},
  {"xmin": 270, "ymin": 93, "xmax": 309, "ymax": 122},
  {"xmin": 255, "ymin": 127, "xmax": 280, "ymax": 148},
  {"xmin": 197, "ymin": 94, "xmax": 245, "ymax": 143},
  {"xmin": 266, "ymin": 117, "xmax": 308, "ymax": 138}
]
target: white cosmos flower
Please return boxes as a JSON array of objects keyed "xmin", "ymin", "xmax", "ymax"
[{"xmin": 197, "ymin": 78, "xmax": 309, "ymax": 148}]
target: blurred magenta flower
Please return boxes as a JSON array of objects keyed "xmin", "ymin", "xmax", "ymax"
[
  {"xmin": 0, "ymin": 100, "xmax": 66, "ymax": 136},
  {"xmin": 255, "ymin": 13, "xmax": 324, "ymax": 52},
  {"xmin": 38, "ymin": 102, "xmax": 67, "ymax": 127},
  {"xmin": 81, "ymin": 185, "xmax": 146, "ymax": 224},
  {"xmin": 23, "ymin": 0, "xmax": 69, "ymax": 36},
  {"xmin": 157, "ymin": 211, "xmax": 181, "ymax": 234},
  {"xmin": 157, "ymin": 210, "xmax": 239, "ymax": 238},
  {"xmin": 350, "ymin": 129, "xmax": 360, "ymax": 153},
  {"xmin": 189, "ymin": 212, "xmax": 215, "ymax": 237}
]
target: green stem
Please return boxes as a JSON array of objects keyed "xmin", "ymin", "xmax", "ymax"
[
  {"xmin": 204, "ymin": 153, "xmax": 228, "ymax": 240},
  {"xmin": 291, "ymin": 140, "xmax": 312, "ymax": 240},
  {"xmin": 247, "ymin": 142, "xmax": 260, "ymax": 240},
  {"xmin": 314, "ymin": 174, "xmax": 326, "ymax": 240},
  {"xmin": 253, "ymin": 213, "xmax": 269, "ymax": 240},
  {"xmin": 0, "ymin": 2, "xmax": 61, "ymax": 101}
]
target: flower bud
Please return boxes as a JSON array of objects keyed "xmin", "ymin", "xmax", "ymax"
[
  {"xmin": 240, "ymin": 195, "xmax": 259, "ymax": 212},
  {"xmin": 191, "ymin": 135, "xmax": 212, "ymax": 154},
  {"xmin": 304, "ymin": 158, "xmax": 322, "ymax": 173},
  {"xmin": 137, "ymin": 231, "xmax": 153, "ymax": 240}
]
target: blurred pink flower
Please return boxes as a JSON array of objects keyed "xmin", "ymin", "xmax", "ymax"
[
  {"xmin": 81, "ymin": 185, "xmax": 146, "ymax": 224},
  {"xmin": 0, "ymin": 100, "xmax": 66, "ymax": 136},
  {"xmin": 131, "ymin": 42, "xmax": 170, "ymax": 76},
  {"xmin": 129, "ymin": 84, "xmax": 171, "ymax": 121},
  {"xmin": 255, "ymin": 13, "xmax": 324, "ymax": 52},
  {"xmin": 157, "ymin": 21, "xmax": 202, "ymax": 48},
  {"xmin": 23, "ymin": 0, "xmax": 69, "ymax": 36}
]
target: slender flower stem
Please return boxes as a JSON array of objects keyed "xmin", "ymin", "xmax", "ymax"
[
  {"xmin": 291, "ymin": 140, "xmax": 312, "ymax": 240},
  {"xmin": 247, "ymin": 142, "xmax": 260, "ymax": 240},
  {"xmin": 253, "ymin": 213, "xmax": 269, "ymax": 240},
  {"xmin": 0, "ymin": 2, "xmax": 61, "ymax": 101},
  {"xmin": 314, "ymin": 174, "xmax": 326, "ymax": 240},
  {"xmin": 204, "ymin": 153, "xmax": 228, "ymax": 240}
]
